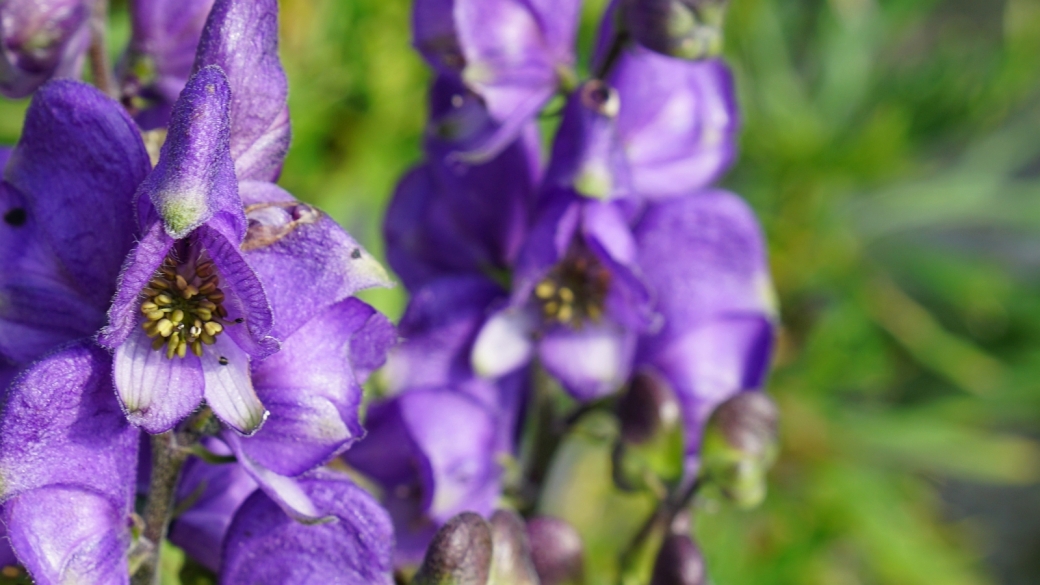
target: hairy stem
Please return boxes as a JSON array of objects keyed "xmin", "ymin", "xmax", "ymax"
[
  {"xmin": 131, "ymin": 432, "xmax": 190, "ymax": 585},
  {"xmin": 88, "ymin": 0, "xmax": 116, "ymax": 97}
]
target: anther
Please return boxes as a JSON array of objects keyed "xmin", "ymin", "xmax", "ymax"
[
  {"xmin": 559, "ymin": 287, "xmax": 575, "ymax": 303},
  {"xmin": 536, "ymin": 281, "xmax": 556, "ymax": 299},
  {"xmin": 191, "ymin": 341, "xmax": 204, "ymax": 357},
  {"xmin": 151, "ymin": 337, "xmax": 166, "ymax": 350},
  {"xmin": 204, "ymin": 322, "xmax": 223, "ymax": 336},
  {"xmin": 208, "ymin": 291, "xmax": 225, "ymax": 304},
  {"xmin": 183, "ymin": 285, "xmax": 199, "ymax": 299},
  {"xmin": 196, "ymin": 262, "xmax": 215, "ymax": 278},
  {"xmin": 155, "ymin": 294, "xmax": 173, "ymax": 306},
  {"xmin": 176, "ymin": 341, "xmax": 187, "ymax": 359},
  {"xmin": 170, "ymin": 309, "xmax": 185, "ymax": 324},
  {"xmin": 198, "ymin": 281, "xmax": 218, "ymax": 295},
  {"xmin": 155, "ymin": 319, "xmax": 174, "ymax": 337},
  {"xmin": 141, "ymin": 302, "xmax": 159, "ymax": 313},
  {"xmin": 195, "ymin": 307, "xmax": 213, "ymax": 321},
  {"xmin": 145, "ymin": 310, "xmax": 165, "ymax": 321},
  {"xmin": 149, "ymin": 279, "xmax": 170, "ymax": 290}
]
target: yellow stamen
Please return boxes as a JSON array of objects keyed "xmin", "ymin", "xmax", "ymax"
[
  {"xmin": 155, "ymin": 319, "xmax": 174, "ymax": 337},
  {"xmin": 204, "ymin": 322, "xmax": 223, "ymax": 336},
  {"xmin": 170, "ymin": 309, "xmax": 185, "ymax": 324}
]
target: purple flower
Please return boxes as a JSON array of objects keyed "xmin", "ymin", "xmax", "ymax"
[
  {"xmin": 120, "ymin": 0, "xmax": 217, "ymax": 129},
  {"xmin": 619, "ymin": 0, "xmax": 728, "ymax": 60},
  {"xmin": 386, "ymin": 77, "xmax": 541, "ymax": 291},
  {"xmin": 0, "ymin": 0, "xmax": 91, "ymax": 98},
  {"xmin": 412, "ymin": 0, "xmax": 581, "ymax": 157},
  {"xmin": 221, "ymin": 469, "xmax": 394, "ymax": 585},
  {"xmin": 344, "ymin": 387, "xmax": 502, "ymax": 567},
  {"xmin": 633, "ymin": 191, "xmax": 776, "ymax": 472}
]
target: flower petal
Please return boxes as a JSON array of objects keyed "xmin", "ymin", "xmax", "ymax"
[
  {"xmin": 202, "ymin": 334, "xmax": 267, "ymax": 435},
  {"xmin": 221, "ymin": 469, "xmax": 394, "ymax": 585},
  {"xmin": 471, "ymin": 307, "xmax": 536, "ymax": 379},
  {"xmin": 0, "ymin": 0, "xmax": 91, "ymax": 98},
  {"xmin": 142, "ymin": 65, "xmax": 244, "ymax": 240},
  {"xmin": 611, "ymin": 49, "xmax": 739, "ymax": 199},
  {"xmin": 239, "ymin": 298, "xmax": 382, "ymax": 476},
  {"xmin": 538, "ymin": 321, "xmax": 636, "ymax": 401},
  {"xmin": 195, "ymin": 0, "xmax": 289, "ymax": 182},
  {"xmin": 5, "ymin": 80, "xmax": 150, "ymax": 310},
  {"xmin": 242, "ymin": 194, "xmax": 392, "ymax": 340},
  {"xmin": 99, "ymin": 220, "xmax": 176, "ymax": 349},
  {"xmin": 222, "ymin": 432, "xmax": 327, "ymax": 523},
  {"xmin": 113, "ymin": 327, "xmax": 205, "ymax": 433}
]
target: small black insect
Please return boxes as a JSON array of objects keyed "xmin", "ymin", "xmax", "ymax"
[
  {"xmin": 351, "ymin": 248, "xmax": 362, "ymax": 259},
  {"xmin": 3, "ymin": 208, "xmax": 27, "ymax": 227},
  {"xmin": 234, "ymin": 318, "xmax": 244, "ymax": 324},
  {"xmin": 218, "ymin": 356, "xmax": 229, "ymax": 366}
]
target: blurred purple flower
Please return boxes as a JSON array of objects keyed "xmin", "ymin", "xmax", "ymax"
[
  {"xmin": 0, "ymin": 0, "xmax": 91, "ymax": 98},
  {"xmin": 412, "ymin": 0, "xmax": 581, "ymax": 158}
]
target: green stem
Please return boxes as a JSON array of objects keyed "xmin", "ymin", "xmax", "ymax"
[{"xmin": 131, "ymin": 432, "xmax": 189, "ymax": 585}]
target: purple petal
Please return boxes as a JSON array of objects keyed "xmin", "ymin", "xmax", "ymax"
[
  {"xmin": 169, "ymin": 449, "xmax": 258, "ymax": 572},
  {"xmin": 538, "ymin": 321, "xmax": 636, "ymax": 401},
  {"xmin": 122, "ymin": 0, "xmax": 216, "ymax": 129},
  {"xmin": 5, "ymin": 80, "xmax": 150, "ymax": 310},
  {"xmin": 0, "ymin": 0, "xmax": 91, "ymax": 98},
  {"xmin": 221, "ymin": 469, "xmax": 394, "ymax": 585},
  {"xmin": 222, "ymin": 433, "xmax": 326, "ymax": 523},
  {"xmin": 471, "ymin": 307, "xmax": 536, "ymax": 380},
  {"xmin": 99, "ymin": 220, "xmax": 175, "ymax": 349},
  {"xmin": 243, "ymin": 193, "xmax": 392, "ymax": 340},
  {"xmin": 348, "ymin": 302, "xmax": 397, "ymax": 384},
  {"xmin": 345, "ymin": 388, "xmax": 501, "ymax": 565},
  {"xmin": 610, "ymin": 49, "xmax": 739, "ymax": 199},
  {"xmin": 142, "ymin": 65, "xmax": 243, "ymax": 240},
  {"xmin": 650, "ymin": 315, "xmax": 774, "ymax": 457},
  {"xmin": 194, "ymin": 0, "xmax": 289, "ymax": 182},
  {"xmin": 385, "ymin": 275, "xmax": 505, "ymax": 390},
  {"xmin": 635, "ymin": 190, "xmax": 775, "ymax": 352},
  {"xmin": 240, "ymin": 298, "xmax": 381, "ymax": 476},
  {"xmin": 201, "ymin": 334, "xmax": 267, "ymax": 435},
  {"xmin": 0, "ymin": 342, "xmax": 138, "ymax": 583},
  {"xmin": 113, "ymin": 328, "xmax": 205, "ymax": 433}
]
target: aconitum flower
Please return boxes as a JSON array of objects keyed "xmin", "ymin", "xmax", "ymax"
[
  {"xmin": 412, "ymin": 0, "xmax": 581, "ymax": 157},
  {"xmin": 633, "ymin": 191, "xmax": 776, "ymax": 474},
  {"xmin": 119, "ymin": 0, "xmax": 216, "ymax": 129},
  {"xmin": 0, "ymin": 0, "xmax": 91, "ymax": 98}
]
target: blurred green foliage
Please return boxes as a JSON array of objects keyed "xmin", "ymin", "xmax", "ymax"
[{"xmin": 2, "ymin": 0, "xmax": 1040, "ymax": 583}]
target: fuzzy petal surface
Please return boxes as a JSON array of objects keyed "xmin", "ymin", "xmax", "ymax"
[
  {"xmin": 113, "ymin": 328, "xmax": 205, "ymax": 433},
  {"xmin": 194, "ymin": 0, "xmax": 289, "ymax": 182},
  {"xmin": 0, "ymin": 0, "xmax": 91, "ymax": 98},
  {"xmin": 221, "ymin": 469, "xmax": 394, "ymax": 585}
]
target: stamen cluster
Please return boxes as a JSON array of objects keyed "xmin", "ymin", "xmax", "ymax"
[
  {"xmin": 534, "ymin": 250, "xmax": 611, "ymax": 326},
  {"xmin": 140, "ymin": 254, "xmax": 229, "ymax": 359}
]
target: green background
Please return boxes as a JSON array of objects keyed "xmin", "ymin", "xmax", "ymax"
[{"xmin": 4, "ymin": 0, "xmax": 1040, "ymax": 583}]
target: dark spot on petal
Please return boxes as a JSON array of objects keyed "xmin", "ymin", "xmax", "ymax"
[
  {"xmin": 234, "ymin": 318, "xmax": 244, "ymax": 324},
  {"xmin": 351, "ymin": 248, "xmax": 362, "ymax": 259},
  {"xmin": 218, "ymin": 356, "xmax": 229, "ymax": 366},
  {"xmin": 3, "ymin": 208, "xmax": 26, "ymax": 227}
]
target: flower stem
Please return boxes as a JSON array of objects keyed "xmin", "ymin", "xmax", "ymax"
[
  {"xmin": 88, "ymin": 0, "xmax": 116, "ymax": 98},
  {"xmin": 131, "ymin": 432, "xmax": 190, "ymax": 585},
  {"xmin": 618, "ymin": 479, "xmax": 702, "ymax": 583}
]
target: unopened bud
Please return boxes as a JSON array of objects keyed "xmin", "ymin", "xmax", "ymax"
[
  {"xmin": 700, "ymin": 392, "xmax": 779, "ymax": 509},
  {"xmin": 413, "ymin": 512, "xmax": 493, "ymax": 585},
  {"xmin": 613, "ymin": 371, "xmax": 685, "ymax": 492},
  {"xmin": 620, "ymin": 0, "xmax": 728, "ymax": 60},
  {"xmin": 526, "ymin": 516, "xmax": 585, "ymax": 585},
  {"xmin": 0, "ymin": 0, "xmax": 91, "ymax": 98},
  {"xmin": 488, "ymin": 510, "xmax": 539, "ymax": 585},
  {"xmin": 650, "ymin": 534, "xmax": 706, "ymax": 585}
]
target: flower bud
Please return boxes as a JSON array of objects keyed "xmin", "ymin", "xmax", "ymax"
[
  {"xmin": 488, "ymin": 510, "xmax": 539, "ymax": 585},
  {"xmin": 699, "ymin": 392, "xmax": 779, "ymax": 509},
  {"xmin": 526, "ymin": 516, "xmax": 585, "ymax": 585},
  {"xmin": 650, "ymin": 534, "xmax": 706, "ymax": 585},
  {"xmin": 620, "ymin": 0, "xmax": 727, "ymax": 60},
  {"xmin": 612, "ymin": 371, "xmax": 685, "ymax": 492},
  {"xmin": 413, "ymin": 512, "xmax": 494, "ymax": 585},
  {"xmin": 0, "ymin": 0, "xmax": 91, "ymax": 98}
]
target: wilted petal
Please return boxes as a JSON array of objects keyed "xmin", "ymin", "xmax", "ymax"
[
  {"xmin": 221, "ymin": 469, "xmax": 394, "ymax": 585},
  {"xmin": 195, "ymin": 0, "xmax": 289, "ymax": 182},
  {"xmin": 472, "ymin": 307, "xmax": 537, "ymax": 379},
  {"xmin": 345, "ymin": 388, "xmax": 501, "ymax": 565},
  {"xmin": 122, "ymin": 0, "xmax": 217, "ymax": 129},
  {"xmin": 114, "ymin": 328, "xmax": 205, "ymax": 433},
  {"xmin": 538, "ymin": 321, "xmax": 636, "ymax": 401},
  {"xmin": 611, "ymin": 49, "xmax": 739, "ymax": 199},
  {"xmin": 201, "ymin": 334, "xmax": 266, "ymax": 435},
  {"xmin": 142, "ymin": 66, "xmax": 243, "ymax": 240},
  {"xmin": 5, "ymin": 79, "xmax": 150, "ymax": 310},
  {"xmin": 240, "ymin": 298, "xmax": 381, "ymax": 476},
  {"xmin": 169, "ymin": 448, "xmax": 258, "ymax": 572},
  {"xmin": 0, "ymin": 342, "xmax": 138, "ymax": 584},
  {"xmin": 243, "ymin": 192, "xmax": 392, "ymax": 340},
  {"xmin": 0, "ymin": 0, "xmax": 91, "ymax": 98}
]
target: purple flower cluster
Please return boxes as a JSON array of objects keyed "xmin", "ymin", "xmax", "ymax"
[
  {"xmin": 0, "ymin": 0, "xmax": 398, "ymax": 582},
  {"xmin": 0, "ymin": 0, "xmax": 779, "ymax": 581}
]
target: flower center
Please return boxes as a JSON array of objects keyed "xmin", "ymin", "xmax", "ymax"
[
  {"xmin": 534, "ymin": 250, "xmax": 611, "ymax": 326},
  {"xmin": 140, "ymin": 253, "xmax": 231, "ymax": 359}
]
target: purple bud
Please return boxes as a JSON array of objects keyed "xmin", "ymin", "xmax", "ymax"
[
  {"xmin": 0, "ymin": 0, "xmax": 91, "ymax": 98},
  {"xmin": 526, "ymin": 516, "xmax": 585, "ymax": 585},
  {"xmin": 620, "ymin": 0, "xmax": 727, "ymax": 60},
  {"xmin": 617, "ymin": 370, "xmax": 682, "ymax": 446},
  {"xmin": 710, "ymin": 392, "xmax": 778, "ymax": 458},
  {"xmin": 700, "ymin": 392, "xmax": 779, "ymax": 508},
  {"xmin": 413, "ymin": 512, "xmax": 494, "ymax": 585},
  {"xmin": 488, "ymin": 510, "xmax": 539, "ymax": 585},
  {"xmin": 650, "ymin": 534, "xmax": 706, "ymax": 585}
]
